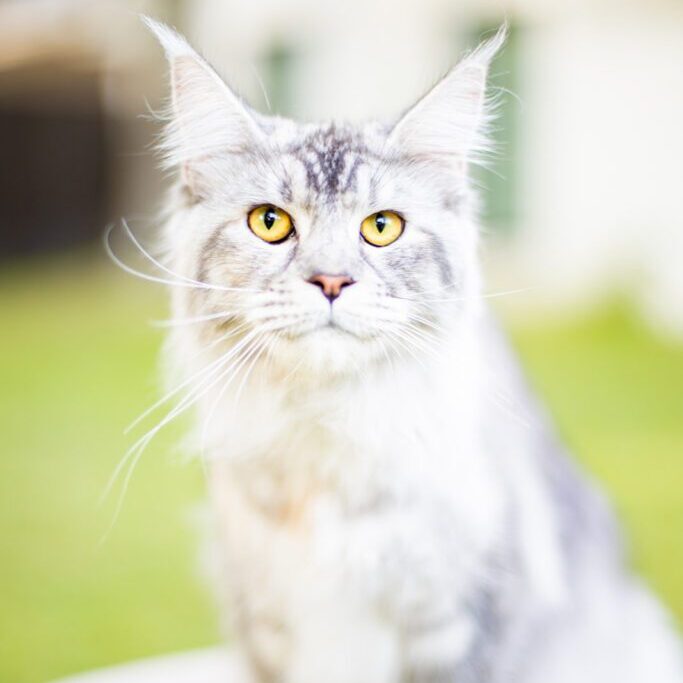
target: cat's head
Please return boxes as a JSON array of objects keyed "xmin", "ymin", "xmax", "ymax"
[{"xmin": 147, "ymin": 19, "xmax": 504, "ymax": 378}]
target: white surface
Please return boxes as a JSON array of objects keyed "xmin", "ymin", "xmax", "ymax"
[{"xmin": 50, "ymin": 648, "xmax": 247, "ymax": 683}]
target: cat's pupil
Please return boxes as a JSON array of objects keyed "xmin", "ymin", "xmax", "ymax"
[
  {"xmin": 264, "ymin": 208, "xmax": 276, "ymax": 230},
  {"xmin": 375, "ymin": 213, "xmax": 386, "ymax": 233}
]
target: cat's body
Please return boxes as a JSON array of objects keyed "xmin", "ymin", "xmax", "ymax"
[
  {"xmin": 141, "ymin": 19, "xmax": 683, "ymax": 683},
  {"xmin": 200, "ymin": 313, "xmax": 681, "ymax": 683}
]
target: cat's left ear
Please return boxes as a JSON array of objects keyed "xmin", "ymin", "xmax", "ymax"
[
  {"xmin": 388, "ymin": 25, "xmax": 506, "ymax": 173},
  {"xmin": 143, "ymin": 17, "xmax": 265, "ymax": 199}
]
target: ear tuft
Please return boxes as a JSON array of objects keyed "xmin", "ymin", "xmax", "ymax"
[
  {"xmin": 142, "ymin": 16, "xmax": 263, "ymax": 198},
  {"xmin": 388, "ymin": 23, "xmax": 507, "ymax": 174},
  {"xmin": 141, "ymin": 15, "xmax": 195, "ymax": 60},
  {"xmin": 465, "ymin": 23, "xmax": 508, "ymax": 70}
]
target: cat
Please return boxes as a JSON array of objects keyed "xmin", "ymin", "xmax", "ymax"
[{"xmin": 138, "ymin": 18, "xmax": 683, "ymax": 683}]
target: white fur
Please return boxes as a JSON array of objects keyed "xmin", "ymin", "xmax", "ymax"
[{"xmin": 139, "ymin": 18, "xmax": 683, "ymax": 683}]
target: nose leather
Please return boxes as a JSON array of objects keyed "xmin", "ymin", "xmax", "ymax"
[{"xmin": 307, "ymin": 274, "xmax": 355, "ymax": 302}]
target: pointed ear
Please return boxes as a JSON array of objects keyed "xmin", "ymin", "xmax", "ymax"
[
  {"xmin": 143, "ymin": 17, "xmax": 264, "ymax": 198},
  {"xmin": 387, "ymin": 25, "xmax": 506, "ymax": 174}
]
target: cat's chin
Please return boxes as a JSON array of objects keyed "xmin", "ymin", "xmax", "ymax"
[{"xmin": 275, "ymin": 322, "xmax": 384, "ymax": 379}]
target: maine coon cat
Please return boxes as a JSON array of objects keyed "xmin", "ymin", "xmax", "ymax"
[{"xmin": 133, "ymin": 18, "xmax": 683, "ymax": 683}]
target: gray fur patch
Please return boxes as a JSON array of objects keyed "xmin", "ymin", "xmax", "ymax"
[
  {"xmin": 288, "ymin": 125, "xmax": 371, "ymax": 200},
  {"xmin": 197, "ymin": 222, "xmax": 230, "ymax": 285},
  {"xmin": 426, "ymin": 233, "xmax": 454, "ymax": 286},
  {"xmin": 279, "ymin": 175, "xmax": 294, "ymax": 204}
]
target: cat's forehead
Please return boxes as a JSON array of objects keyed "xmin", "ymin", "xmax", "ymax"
[{"xmin": 269, "ymin": 121, "xmax": 389, "ymax": 206}]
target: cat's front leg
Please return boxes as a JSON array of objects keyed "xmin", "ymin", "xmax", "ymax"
[
  {"xmin": 284, "ymin": 591, "xmax": 401, "ymax": 683},
  {"xmin": 241, "ymin": 590, "xmax": 486, "ymax": 683},
  {"xmin": 348, "ymin": 510, "xmax": 500, "ymax": 683},
  {"xmin": 400, "ymin": 614, "xmax": 485, "ymax": 683}
]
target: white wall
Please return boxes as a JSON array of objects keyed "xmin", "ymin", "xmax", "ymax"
[{"xmin": 498, "ymin": 4, "xmax": 683, "ymax": 334}]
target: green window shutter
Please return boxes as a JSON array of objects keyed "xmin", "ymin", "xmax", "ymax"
[{"xmin": 261, "ymin": 41, "xmax": 297, "ymax": 117}]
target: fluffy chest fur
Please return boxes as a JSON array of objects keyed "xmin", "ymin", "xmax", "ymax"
[
  {"xmin": 205, "ymin": 340, "xmax": 508, "ymax": 682},
  {"xmin": 203, "ymin": 326, "xmax": 504, "ymax": 548}
]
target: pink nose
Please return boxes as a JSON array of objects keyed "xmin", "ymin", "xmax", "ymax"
[{"xmin": 308, "ymin": 274, "xmax": 355, "ymax": 302}]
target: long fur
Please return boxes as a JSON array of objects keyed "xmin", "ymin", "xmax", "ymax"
[{"xmin": 131, "ymin": 17, "xmax": 683, "ymax": 683}]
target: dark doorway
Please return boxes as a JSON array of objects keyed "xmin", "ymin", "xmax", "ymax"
[{"xmin": 0, "ymin": 60, "xmax": 108, "ymax": 259}]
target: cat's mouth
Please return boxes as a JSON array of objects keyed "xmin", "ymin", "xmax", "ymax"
[
  {"xmin": 273, "ymin": 306, "xmax": 381, "ymax": 343},
  {"xmin": 327, "ymin": 319, "xmax": 356, "ymax": 335},
  {"xmin": 298, "ymin": 317, "xmax": 354, "ymax": 337},
  {"xmin": 313, "ymin": 311, "xmax": 378, "ymax": 341}
]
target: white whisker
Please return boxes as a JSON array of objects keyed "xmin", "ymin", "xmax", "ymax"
[
  {"xmin": 407, "ymin": 312, "xmax": 442, "ymax": 333},
  {"xmin": 150, "ymin": 310, "xmax": 242, "ymax": 328},
  {"xmin": 402, "ymin": 324, "xmax": 447, "ymax": 362},
  {"xmin": 99, "ymin": 332, "xmax": 262, "ymax": 544},
  {"xmin": 400, "ymin": 286, "xmax": 534, "ymax": 305},
  {"xmin": 121, "ymin": 218, "xmax": 210, "ymax": 289},
  {"xmin": 393, "ymin": 327, "xmax": 439, "ymax": 362},
  {"xmin": 104, "ymin": 222, "xmax": 259, "ymax": 294},
  {"xmin": 124, "ymin": 330, "xmax": 251, "ymax": 435},
  {"xmin": 184, "ymin": 320, "xmax": 252, "ymax": 365},
  {"xmin": 384, "ymin": 329, "xmax": 427, "ymax": 369},
  {"xmin": 382, "ymin": 332, "xmax": 410, "ymax": 368},
  {"xmin": 200, "ymin": 331, "xmax": 269, "ymax": 453},
  {"xmin": 105, "ymin": 331, "xmax": 260, "ymax": 503},
  {"xmin": 232, "ymin": 334, "xmax": 272, "ymax": 408}
]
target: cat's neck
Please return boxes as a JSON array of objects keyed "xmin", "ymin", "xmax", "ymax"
[
  {"xmin": 200, "ymin": 316, "xmax": 484, "ymax": 471},
  {"xmin": 202, "ymin": 316, "xmax": 502, "ymax": 546}
]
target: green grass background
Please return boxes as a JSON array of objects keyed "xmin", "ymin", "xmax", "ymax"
[{"xmin": 1, "ymin": 253, "xmax": 682, "ymax": 683}]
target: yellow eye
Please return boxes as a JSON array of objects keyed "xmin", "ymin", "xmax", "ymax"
[
  {"xmin": 360, "ymin": 210, "xmax": 404, "ymax": 247},
  {"xmin": 247, "ymin": 205, "xmax": 294, "ymax": 243}
]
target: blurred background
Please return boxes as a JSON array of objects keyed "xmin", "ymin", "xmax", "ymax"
[{"xmin": 1, "ymin": 0, "xmax": 681, "ymax": 681}]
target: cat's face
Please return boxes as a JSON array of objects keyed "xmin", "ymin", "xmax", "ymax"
[{"xmin": 150, "ymin": 20, "xmax": 502, "ymax": 377}]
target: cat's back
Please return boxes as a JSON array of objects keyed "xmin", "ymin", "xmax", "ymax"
[{"xmin": 477, "ymin": 311, "xmax": 623, "ymax": 589}]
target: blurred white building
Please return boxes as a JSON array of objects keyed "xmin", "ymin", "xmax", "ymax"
[{"xmin": 1, "ymin": 0, "xmax": 682, "ymax": 334}]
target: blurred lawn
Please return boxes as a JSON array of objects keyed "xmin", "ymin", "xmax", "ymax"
[{"xmin": 1, "ymin": 253, "xmax": 681, "ymax": 683}]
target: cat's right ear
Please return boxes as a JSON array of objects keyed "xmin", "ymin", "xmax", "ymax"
[
  {"xmin": 143, "ymin": 17, "xmax": 264, "ymax": 199},
  {"xmin": 387, "ymin": 26, "xmax": 506, "ymax": 175}
]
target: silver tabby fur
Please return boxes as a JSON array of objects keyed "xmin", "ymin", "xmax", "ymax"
[{"xmin": 142, "ymin": 18, "xmax": 683, "ymax": 683}]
